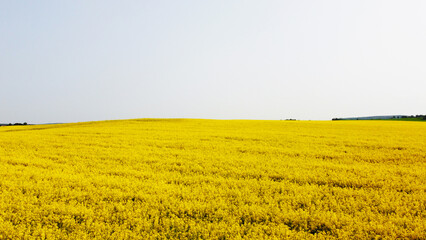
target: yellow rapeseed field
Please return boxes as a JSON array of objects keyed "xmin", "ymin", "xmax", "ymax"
[{"xmin": 0, "ymin": 119, "xmax": 425, "ymax": 239}]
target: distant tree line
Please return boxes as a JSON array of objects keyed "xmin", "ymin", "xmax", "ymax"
[
  {"xmin": 0, "ymin": 122, "xmax": 28, "ymax": 126},
  {"xmin": 401, "ymin": 115, "xmax": 426, "ymax": 119},
  {"xmin": 333, "ymin": 115, "xmax": 426, "ymax": 121}
]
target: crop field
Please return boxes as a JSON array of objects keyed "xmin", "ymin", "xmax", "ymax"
[{"xmin": 0, "ymin": 119, "xmax": 425, "ymax": 239}]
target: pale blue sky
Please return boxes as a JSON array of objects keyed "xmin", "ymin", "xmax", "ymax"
[{"xmin": 1, "ymin": 1, "xmax": 425, "ymax": 123}]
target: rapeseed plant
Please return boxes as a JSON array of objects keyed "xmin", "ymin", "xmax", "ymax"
[{"xmin": 0, "ymin": 119, "xmax": 425, "ymax": 239}]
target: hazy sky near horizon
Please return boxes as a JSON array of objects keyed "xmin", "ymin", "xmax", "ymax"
[{"xmin": 1, "ymin": 1, "xmax": 425, "ymax": 123}]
